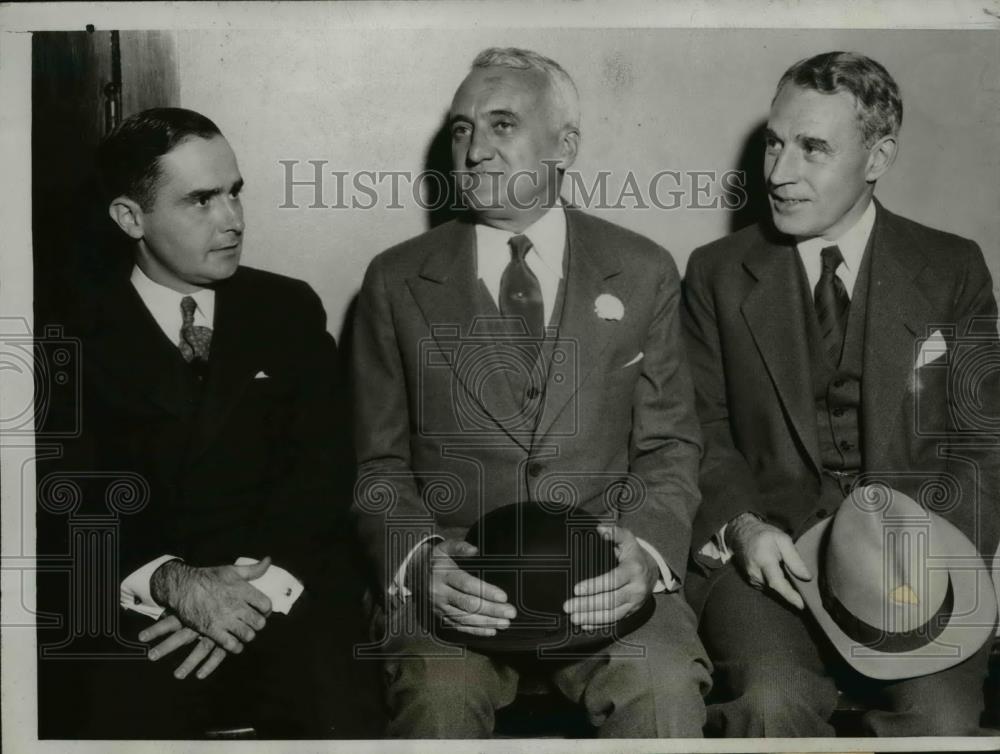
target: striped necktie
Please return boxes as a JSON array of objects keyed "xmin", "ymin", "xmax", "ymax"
[{"xmin": 814, "ymin": 245, "xmax": 850, "ymax": 365}]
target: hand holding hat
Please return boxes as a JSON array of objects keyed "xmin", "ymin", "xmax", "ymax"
[
  {"xmin": 436, "ymin": 503, "xmax": 656, "ymax": 653},
  {"xmin": 562, "ymin": 524, "xmax": 659, "ymax": 631},
  {"xmin": 408, "ymin": 538, "xmax": 516, "ymax": 638},
  {"xmin": 728, "ymin": 511, "xmax": 813, "ymax": 609}
]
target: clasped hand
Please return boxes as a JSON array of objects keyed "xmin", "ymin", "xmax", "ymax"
[{"xmin": 138, "ymin": 557, "xmax": 273, "ymax": 679}]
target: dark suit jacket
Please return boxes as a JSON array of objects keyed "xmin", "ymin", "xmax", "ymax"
[
  {"xmin": 682, "ymin": 201, "xmax": 1000, "ymax": 587},
  {"xmin": 52, "ymin": 266, "xmax": 347, "ymax": 593},
  {"xmin": 35, "ymin": 266, "xmax": 385, "ymax": 738},
  {"xmin": 351, "ymin": 208, "xmax": 703, "ymax": 597}
]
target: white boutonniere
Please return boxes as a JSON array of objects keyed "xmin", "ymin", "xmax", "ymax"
[{"xmin": 594, "ymin": 293, "xmax": 624, "ymax": 321}]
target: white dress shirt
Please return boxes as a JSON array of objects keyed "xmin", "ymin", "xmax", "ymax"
[
  {"xmin": 795, "ymin": 199, "xmax": 875, "ymax": 301},
  {"xmin": 475, "ymin": 201, "xmax": 566, "ymax": 327},
  {"xmin": 702, "ymin": 200, "xmax": 877, "ymax": 564},
  {"xmin": 390, "ymin": 204, "xmax": 678, "ymax": 601},
  {"xmin": 129, "ymin": 264, "xmax": 215, "ymax": 344}
]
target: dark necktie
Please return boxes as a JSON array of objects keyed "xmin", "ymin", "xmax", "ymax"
[
  {"xmin": 500, "ymin": 234, "xmax": 544, "ymax": 339},
  {"xmin": 179, "ymin": 295, "xmax": 212, "ymax": 364},
  {"xmin": 814, "ymin": 245, "xmax": 850, "ymax": 365}
]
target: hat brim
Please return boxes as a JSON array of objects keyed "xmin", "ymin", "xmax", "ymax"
[
  {"xmin": 435, "ymin": 594, "xmax": 655, "ymax": 655},
  {"xmin": 794, "ymin": 510, "xmax": 997, "ymax": 680}
]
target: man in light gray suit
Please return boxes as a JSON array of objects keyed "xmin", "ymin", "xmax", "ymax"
[{"xmin": 351, "ymin": 47, "xmax": 711, "ymax": 737}]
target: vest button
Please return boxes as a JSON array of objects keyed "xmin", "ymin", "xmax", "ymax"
[
  {"xmin": 833, "ymin": 379, "xmax": 846, "ymax": 388},
  {"xmin": 832, "ymin": 407, "xmax": 845, "ymax": 417},
  {"xmin": 839, "ymin": 440, "xmax": 854, "ymax": 451},
  {"xmin": 526, "ymin": 386, "xmax": 540, "ymax": 399},
  {"xmin": 528, "ymin": 462, "xmax": 544, "ymax": 477}
]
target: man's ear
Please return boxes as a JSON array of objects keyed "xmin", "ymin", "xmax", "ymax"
[
  {"xmin": 865, "ymin": 134, "xmax": 898, "ymax": 183},
  {"xmin": 108, "ymin": 195, "xmax": 145, "ymax": 240},
  {"xmin": 555, "ymin": 126, "xmax": 580, "ymax": 172}
]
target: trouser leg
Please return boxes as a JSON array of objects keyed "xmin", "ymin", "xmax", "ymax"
[
  {"xmin": 700, "ymin": 566, "xmax": 839, "ymax": 737},
  {"xmin": 862, "ymin": 640, "xmax": 991, "ymax": 736},
  {"xmin": 376, "ymin": 601, "xmax": 519, "ymax": 738},
  {"xmin": 553, "ymin": 592, "xmax": 712, "ymax": 738}
]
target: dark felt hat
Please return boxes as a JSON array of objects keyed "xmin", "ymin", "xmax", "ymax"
[
  {"xmin": 436, "ymin": 502, "xmax": 655, "ymax": 655},
  {"xmin": 794, "ymin": 485, "xmax": 998, "ymax": 680}
]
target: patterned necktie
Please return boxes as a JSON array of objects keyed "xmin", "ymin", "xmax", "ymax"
[
  {"xmin": 500, "ymin": 234, "xmax": 544, "ymax": 339},
  {"xmin": 814, "ymin": 245, "xmax": 850, "ymax": 365},
  {"xmin": 179, "ymin": 296, "xmax": 212, "ymax": 364}
]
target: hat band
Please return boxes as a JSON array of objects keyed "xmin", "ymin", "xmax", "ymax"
[{"xmin": 820, "ymin": 574, "xmax": 954, "ymax": 653}]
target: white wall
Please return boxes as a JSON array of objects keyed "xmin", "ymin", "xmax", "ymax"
[{"xmin": 176, "ymin": 28, "xmax": 1000, "ymax": 339}]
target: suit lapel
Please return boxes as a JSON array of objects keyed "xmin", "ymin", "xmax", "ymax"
[
  {"xmin": 861, "ymin": 204, "xmax": 931, "ymax": 468},
  {"xmin": 189, "ymin": 273, "xmax": 261, "ymax": 458},
  {"xmin": 740, "ymin": 234, "xmax": 822, "ymax": 476},
  {"xmin": 88, "ymin": 278, "xmax": 195, "ymax": 418},
  {"xmin": 407, "ymin": 220, "xmax": 530, "ymax": 450},
  {"xmin": 532, "ymin": 209, "xmax": 622, "ymax": 443}
]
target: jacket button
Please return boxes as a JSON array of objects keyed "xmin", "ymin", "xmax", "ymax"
[
  {"xmin": 816, "ymin": 509, "xmax": 828, "ymax": 519},
  {"xmin": 833, "ymin": 379, "xmax": 846, "ymax": 388},
  {"xmin": 528, "ymin": 462, "xmax": 543, "ymax": 477},
  {"xmin": 526, "ymin": 387, "xmax": 540, "ymax": 399},
  {"xmin": 839, "ymin": 440, "xmax": 854, "ymax": 451},
  {"xmin": 832, "ymin": 407, "xmax": 845, "ymax": 417}
]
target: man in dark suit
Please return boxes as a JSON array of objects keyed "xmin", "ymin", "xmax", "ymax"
[
  {"xmin": 36, "ymin": 108, "xmax": 373, "ymax": 738},
  {"xmin": 351, "ymin": 47, "xmax": 711, "ymax": 737},
  {"xmin": 682, "ymin": 52, "xmax": 1000, "ymax": 736}
]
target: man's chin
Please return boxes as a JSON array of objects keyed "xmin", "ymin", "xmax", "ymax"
[
  {"xmin": 461, "ymin": 188, "xmax": 505, "ymax": 214},
  {"xmin": 770, "ymin": 210, "xmax": 814, "ymax": 238},
  {"xmin": 204, "ymin": 254, "xmax": 241, "ymax": 282}
]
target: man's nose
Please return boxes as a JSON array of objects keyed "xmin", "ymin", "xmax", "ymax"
[
  {"xmin": 220, "ymin": 195, "xmax": 245, "ymax": 234},
  {"xmin": 466, "ymin": 128, "xmax": 495, "ymax": 165},
  {"xmin": 766, "ymin": 146, "xmax": 798, "ymax": 188}
]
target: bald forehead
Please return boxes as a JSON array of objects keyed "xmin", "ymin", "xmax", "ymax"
[{"xmin": 451, "ymin": 66, "xmax": 552, "ymax": 114}]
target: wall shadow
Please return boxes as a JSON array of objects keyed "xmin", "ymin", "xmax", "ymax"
[
  {"xmin": 421, "ymin": 115, "xmax": 464, "ymax": 230},
  {"xmin": 727, "ymin": 118, "xmax": 770, "ymax": 235}
]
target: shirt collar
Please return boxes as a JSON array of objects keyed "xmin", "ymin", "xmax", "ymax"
[
  {"xmin": 130, "ymin": 264, "xmax": 215, "ymax": 341},
  {"xmin": 474, "ymin": 203, "xmax": 567, "ymax": 278},
  {"xmin": 796, "ymin": 200, "xmax": 876, "ymax": 276}
]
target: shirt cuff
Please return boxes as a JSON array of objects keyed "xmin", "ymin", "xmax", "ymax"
[
  {"xmin": 698, "ymin": 522, "xmax": 734, "ymax": 565},
  {"xmin": 234, "ymin": 558, "xmax": 304, "ymax": 615},
  {"xmin": 388, "ymin": 535, "xmax": 443, "ymax": 601},
  {"xmin": 635, "ymin": 537, "xmax": 679, "ymax": 593},
  {"xmin": 120, "ymin": 554, "xmax": 180, "ymax": 619}
]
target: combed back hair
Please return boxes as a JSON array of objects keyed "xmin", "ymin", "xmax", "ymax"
[
  {"xmin": 471, "ymin": 47, "xmax": 581, "ymax": 133},
  {"xmin": 97, "ymin": 107, "xmax": 222, "ymax": 210},
  {"xmin": 775, "ymin": 51, "xmax": 902, "ymax": 146}
]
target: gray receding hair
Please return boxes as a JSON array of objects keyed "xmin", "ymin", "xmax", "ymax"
[
  {"xmin": 775, "ymin": 51, "xmax": 902, "ymax": 147},
  {"xmin": 471, "ymin": 47, "xmax": 581, "ymax": 133}
]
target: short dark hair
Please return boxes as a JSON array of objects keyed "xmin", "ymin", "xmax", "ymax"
[
  {"xmin": 97, "ymin": 107, "xmax": 222, "ymax": 210},
  {"xmin": 775, "ymin": 51, "xmax": 902, "ymax": 146}
]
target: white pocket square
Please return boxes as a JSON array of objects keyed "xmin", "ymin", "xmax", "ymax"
[
  {"xmin": 915, "ymin": 330, "xmax": 947, "ymax": 368},
  {"xmin": 254, "ymin": 370, "xmax": 270, "ymax": 379},
  {"xmin": 622, "ymin": 352, "xmax": 644, "ymax": 368}
]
